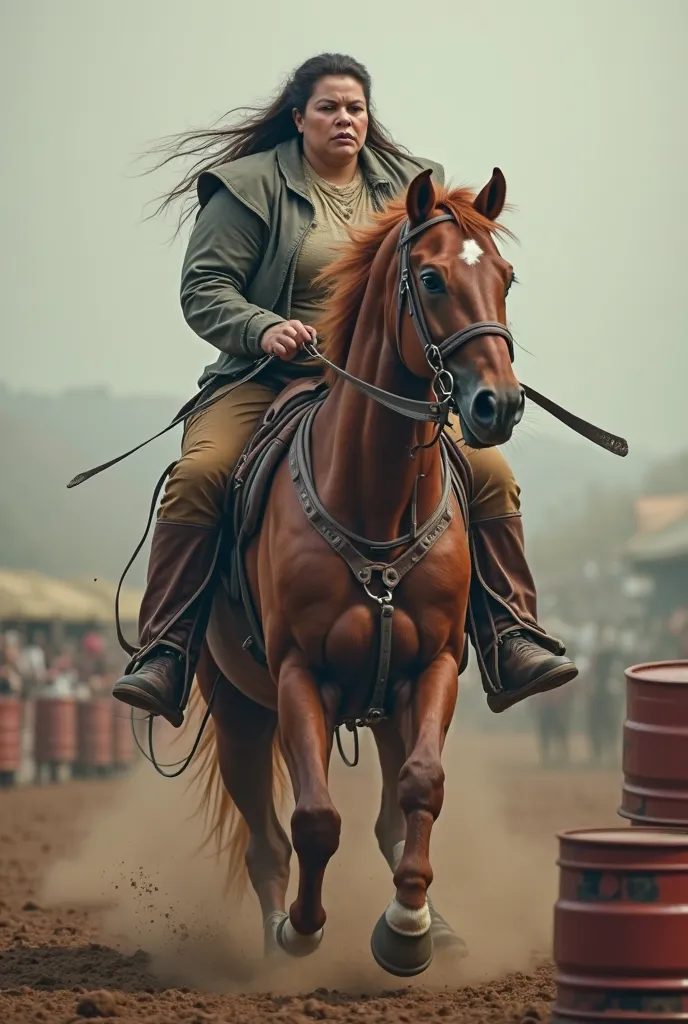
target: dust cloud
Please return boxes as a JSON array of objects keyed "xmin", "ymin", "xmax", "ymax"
[{"xmin": 42, "ymin": 711, "xmax": 556, "ymax": 994}]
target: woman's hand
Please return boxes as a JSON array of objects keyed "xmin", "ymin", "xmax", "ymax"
[{"xmin": 260, "ymin": 320, "xmax": 316, "ymax": 360}]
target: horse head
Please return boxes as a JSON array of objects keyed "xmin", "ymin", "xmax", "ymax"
[{"xmin": 397, "ymin": 168, "xmax": 523, "ymax": 447}]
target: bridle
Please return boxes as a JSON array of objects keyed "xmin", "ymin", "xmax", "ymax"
[
  {"xmin": 291, "ymin": 208, "xmax": 513, "ymax": 749},
  {"xmin": 68, "ymin": 200, "xmax": 625, "ymax": 500},
  {"xmin": 305, "ymin": 209, "xmax": 516, "ymax": 435}
]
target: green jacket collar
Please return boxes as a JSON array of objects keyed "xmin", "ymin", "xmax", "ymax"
[{"xmin": 275, "ymin": 136, "xmax": 393, "ymax": 199}]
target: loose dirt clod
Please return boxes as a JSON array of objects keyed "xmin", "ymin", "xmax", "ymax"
[{"xmin": 75, "ymin": 988, "xmax": 120, "ymax": 1017}]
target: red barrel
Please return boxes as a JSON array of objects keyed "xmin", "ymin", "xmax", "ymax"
[
  {"xmin": 619, "ymin": 661, "xmax": 688, "ymax": 829},
  {"xmin": 554, "ymin": 828, "xmax": 688, "ymax": 1022},
  {"xmin": 76, "ymin": 698, "xmax": 113, "ymax": 770},
  {"xmin": 111, "ymin": 701, "xmax": 134, "ymax": 768},
  {"xmin": 0, "ymin": 697, "xmax": 21, "ymax": 774},
  {"xmin": 34, "ymin": 697, "xmax": 77, "ymax": 765}
]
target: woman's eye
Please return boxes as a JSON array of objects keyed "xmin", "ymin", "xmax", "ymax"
[{"xmin": 420, "ymin": 270, "xmax": 445, "ymax": 294}]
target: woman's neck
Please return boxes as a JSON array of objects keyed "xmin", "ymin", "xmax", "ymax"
[{"xmin": 302, "ymin": 142, "xmax": 359, "ymax": 186}]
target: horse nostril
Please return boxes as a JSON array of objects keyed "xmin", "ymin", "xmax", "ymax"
[{"xmin": 471, "ymin": 388, "xmax": 498, "ymax": 426}]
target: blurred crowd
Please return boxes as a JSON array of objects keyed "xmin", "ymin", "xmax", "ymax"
[
  {"xmin": 0, "ymin": 628, "xmax": 125, "ymax": 700},
  {"xmin": 529, "ymin": 605, "xmax": 688, "ymax": 768}
]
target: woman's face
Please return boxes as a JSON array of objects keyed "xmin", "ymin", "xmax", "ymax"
[{"xmin": 294, "ymin": 75, "xmax": 369, "ymax": 167}]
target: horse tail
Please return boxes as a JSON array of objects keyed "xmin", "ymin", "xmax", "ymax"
[{"xmin": 185, "ymin": 669, "xmax": 287, "ymax": 898}]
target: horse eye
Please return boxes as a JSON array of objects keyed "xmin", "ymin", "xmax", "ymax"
[
  {"xmin": 506, "ymin": 272, "xmax": 519, "ymax": 296},
  {"xmin": 420, "ymin": 270, "xmax": 445, "ymax": 294}
]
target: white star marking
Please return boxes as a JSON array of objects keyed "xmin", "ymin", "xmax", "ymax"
[{"xmin": 459, "ymin": 239, "xmax": 483, "ymax": 266}]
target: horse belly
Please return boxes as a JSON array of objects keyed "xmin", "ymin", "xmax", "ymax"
[{"xmin": 206, "ymin": 584, "xmax": 277, "ymax": 712}]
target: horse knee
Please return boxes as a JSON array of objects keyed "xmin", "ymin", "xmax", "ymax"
[
  {"xmin": 291, "ymin": 802, "xmax": 341, "ymax": 866},
  {"xmin": 398, "ymin": 757, "xmax": 445, "ymax": 820}
]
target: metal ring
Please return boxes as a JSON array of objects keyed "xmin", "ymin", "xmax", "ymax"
[
  {"xmin": 425, "ymin": 344, "xmax": 443, "ymax": 372},
  {"xmin": 335, "ymin": 724, "xmax": 360, "ymax": 768},
  {"xmin": 364, "ymin": 582, "xmax": 393, "ymax": 605}
]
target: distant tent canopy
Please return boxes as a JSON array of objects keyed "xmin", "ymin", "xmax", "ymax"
[
  {"xmin": 0, "ymin": 569, "xmax": 142, "ymax": 623},
  {"xmin": 626, "ymin": 495, "xmax": 688, "ymax": 564}
]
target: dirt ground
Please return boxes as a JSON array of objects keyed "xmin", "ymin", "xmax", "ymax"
[{"xmin": 0, "ymin": 728, "xmax": 623, "ymax": 1023}]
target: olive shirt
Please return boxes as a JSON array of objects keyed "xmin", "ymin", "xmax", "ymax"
[
  {"xmin": 272, "ymin": 158, "xmax": 378, "ymax": 380},
  {"xmin": 179, "ymin": 136, "xmax": 444, "ymax": 389}
]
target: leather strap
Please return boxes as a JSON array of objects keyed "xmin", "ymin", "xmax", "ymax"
[
  {"xmin": 66, "ymin": 355, "xmax": 274, "ymax": 489},
  {"xmin": 521, "ymin": 384, "xmax": 629, "ymax": 458},
  {"xmin": 289, "ymin": 404, "xmax": 461, "ymax": 724},
  {"xmin": 290, "ymin": 405, "xmax": 456, "ymax": 575},
  {"xmin": 366, "ymin": 602, "xmax": 395, "ymax": 721},
  {"xmin": 66, "ymin": 207, "xmax": 626, "ymax": 498},
  {"xmin": 303, "ymin": 341, "xmax": 447, "ymax": 424}
]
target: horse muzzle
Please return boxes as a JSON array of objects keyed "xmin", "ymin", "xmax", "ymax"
[{"xmin": 456, "ymin": 384, "xmax": 525, "ymax": 447}]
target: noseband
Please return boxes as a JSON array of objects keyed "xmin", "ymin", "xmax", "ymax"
[
  {"xmin": 396, "ymin": 213, "xmax": 515, "ymax": 416},
  {"xmin": 306, "ymin": 209, "xmax": 514, "ymax": 429}
]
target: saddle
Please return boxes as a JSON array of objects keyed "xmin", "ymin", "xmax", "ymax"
[
  {"xmin": 225, "ymin": 377, "xmax": 473, "ymax": 668},
  {"xmin": 224, "ymin": 377, "xmax": 327, "ymax": 662}
]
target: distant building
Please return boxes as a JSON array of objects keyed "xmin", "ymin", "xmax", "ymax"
[{"xmin": 625, "ymin": 495, "xmax": 688, "ymax": 618}]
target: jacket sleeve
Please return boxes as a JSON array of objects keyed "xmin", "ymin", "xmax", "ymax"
[{"xmin": 180, "ymin": 187, "xmax": 284, "ymax": 358}]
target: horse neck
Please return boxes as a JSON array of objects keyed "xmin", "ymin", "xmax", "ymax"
[{"xmin": 311, "ymin": 289, "xmax": 443, "ymax": 545}]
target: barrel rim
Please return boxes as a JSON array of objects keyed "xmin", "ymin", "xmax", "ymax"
[
  {"xmin": 618, "ymin": 806, "xmax": 688, "ymax": 829},
  {"xmin": 625, "ymin": 660, "xmax": 688, "ymax": 685},
  {"xmin": 557, "ymin": 826, "xmax": 688, "ymax": 847}
]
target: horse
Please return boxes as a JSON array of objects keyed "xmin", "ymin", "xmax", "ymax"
[{"xmin": 188, "ymin": 167, "xmax": 523, "ymax": 977}]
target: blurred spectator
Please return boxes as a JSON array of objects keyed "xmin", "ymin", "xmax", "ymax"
[
  {"xmin": 16, "ymin": 631, "xmax": 47, "ymax": 692},
  {"xmin": 0, "ymin": 626, "xmax": 125, "ymax": 699},
  {"xmin": 0, "ymin": 635, "xmax": 22, "ymax": 696}
]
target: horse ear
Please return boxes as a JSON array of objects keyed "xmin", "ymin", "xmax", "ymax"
[
  {"xmin": 473, "ymin": 167, "xmax": 506, "ymax": 221},
  {"xmin": 406, "ymin": 169, "xmax": 436, "ymax": 227}
]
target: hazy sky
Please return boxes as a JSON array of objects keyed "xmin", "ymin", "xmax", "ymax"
[{"xmin": 2, "ymin": 0, "xmax": 686, "ymax": 453}]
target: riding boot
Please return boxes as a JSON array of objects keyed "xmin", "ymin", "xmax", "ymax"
[
  {"xmin": 467, "ymin": 514, "xmax": 578, "ymax": 713},
  {"xmin": 112, "ymin": 519, "xmax": 220, "ymax": 728}
]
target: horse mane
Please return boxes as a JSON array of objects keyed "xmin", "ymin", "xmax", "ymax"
[{"xmin": 313, "ymin": 185, "xmax": 516, "ymax": 377}]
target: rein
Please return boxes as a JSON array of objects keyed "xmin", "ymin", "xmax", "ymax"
[
  {"xmin": 291, "ymin": 209, "xmax": 628, "ymax": 765},
  {"xmin": 303, "ymin": 211, "xmax": 627, "ymax": 459},
  {"xmin": 66, "ymin": 207, "xmax": 629, "ymax": 777},
  {"xmin": 293, "ymin": 212, "xmax": 517, "ymax": 763}
]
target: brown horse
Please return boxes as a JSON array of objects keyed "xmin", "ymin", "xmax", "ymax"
[{"xmin": 190, "ymin": 168, "xmax": 522, "ymax": 976}]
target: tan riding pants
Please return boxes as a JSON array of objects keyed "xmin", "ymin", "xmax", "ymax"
[{"xmin": 158, "ymin": 380, "xmax": 521, "ymax": 525}]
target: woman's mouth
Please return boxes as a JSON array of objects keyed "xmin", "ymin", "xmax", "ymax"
[{"xmin": 332, "ymin": 132, "xmax": 355, "ymax": 144}]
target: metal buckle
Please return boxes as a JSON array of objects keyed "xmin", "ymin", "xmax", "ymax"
[{"xmin": 433, "ymin": 367, "xmax": 455, "ymax": 401}]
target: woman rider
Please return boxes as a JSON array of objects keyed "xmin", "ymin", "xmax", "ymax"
[{"xmin": 112, "ymin": 53, "xmax": 577, "ymax": 728}]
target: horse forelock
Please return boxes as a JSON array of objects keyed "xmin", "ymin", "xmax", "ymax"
[{"xmin": 313, "ymin": 184, "xmax": 515, "ymax": 381}]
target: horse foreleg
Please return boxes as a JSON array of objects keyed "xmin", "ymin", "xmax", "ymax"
[
  {"xmin": 372, "ymin": 718, "xmax": 468, "ymax": 957},
  {"xmin": 276, "ymin": 654, "xmax": 341, "ymax": 957},
  {"xmin": 197, "ymin": 649, "xmax": 291, "ymax": 956},
  {"xmin": 370, "ymin": 652, "xmax": 458, "ymax": 977},
  {"xmin": 372, "ymin": 718, "xmax": 407, "ymax": 867}
]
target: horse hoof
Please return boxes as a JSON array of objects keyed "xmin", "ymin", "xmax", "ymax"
[
  {"xmin": 370, "ymin": 912, "xmax": 434, "ymax": 977},
  {"xmin": 275, "ymin": 914, "xmax": 324, "ymax": 958}
]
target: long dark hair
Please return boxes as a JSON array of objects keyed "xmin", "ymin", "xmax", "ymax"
[{"xmin": 146, "ymin": 53, "xmax": 405, "ymax": 231}]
